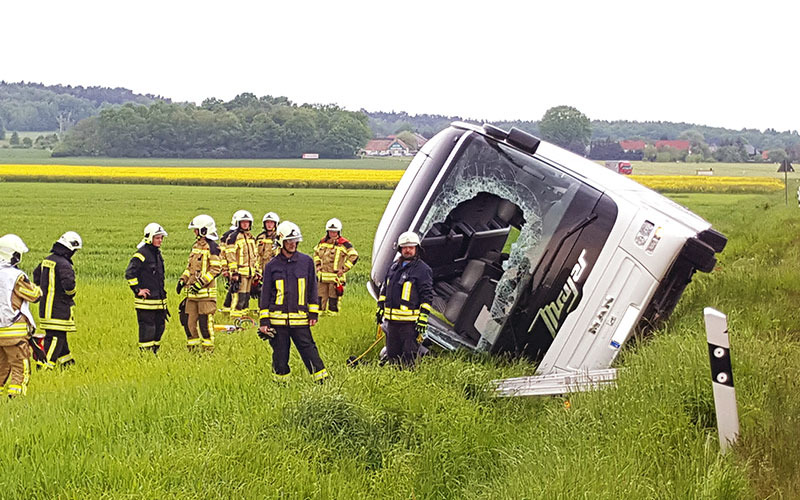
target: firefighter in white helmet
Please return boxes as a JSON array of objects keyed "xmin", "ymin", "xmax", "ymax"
[
  {"xmin": 177, "ymin": 215, "xmax": 223, "ymax": 352},
  {"xmin": 0, "ymin": 234, "xmax": 42, "ymax": 397},
  {"xmin": 224, "ymin": 210, "xmax": 258, "ymax": 319},
  {"xmin": 32, "ymin": 231, "xmax": 82, "ymax": 368},
  {"xmin": 254, "ymin": 212, "xmax": 281, "ymax": 301},
  {"xmin": 258, "ymin": 221, "xmax": 328, "ymax": 383},
  {"xmin": 376, "ymin": 231, "xmax": 433, "ymax": 367},
  {"xmin": 312, "ymin": 217, "xmax": 358, "ymax": 316},
  {"xmin": 125, "ymin": 223, "xmax": 168, "ymax": 354}
]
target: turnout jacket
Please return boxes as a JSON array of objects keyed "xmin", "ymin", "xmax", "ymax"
[
  {"xmin": 313, "ymin": 235, "xmax": 358, "ymax": 283},
  {"xmin": 0, "ymin": 263, "xmax": 42, "ymax": 342},
  {"xmin": 180, "ymin": 237, "xmax": 222, "ymax": 300},
  {"xmin": 125, "ymin": 243, "xmax": 167, "ymax": 310},
  {"xmin": 33, "ymin": 243, "xmax": 77, "ymax": 332},
  {"xmin": 259, "ymin": 251, "xmax": 319, "ymax": 328},
  {"xmin": 225, "ymin": 229, "xmax": 258, "ymax": 278},
  {"xmin": 219, "ymin": 228, "xmax": 235, "ymax": 275},
  {"xmin": 255, "ymin": 229, "xmax": 279, "ymax": 273},
  {"xmin": 379, "ymin": 257, "xmax": 433, "ymax": 322}
]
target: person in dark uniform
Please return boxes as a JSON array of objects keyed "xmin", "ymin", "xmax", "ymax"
[
  {"xmin": 376, "ymin": 231, "xmax": 433, "ymax": 367},
  {"xmin": 33, "ymin": 231, "xmax": 82, "ymax": 368},
  {"xmin": 258, "ymin": 221, "xmax": 328, "ymax": 383},
  {"xmin": 125, "ymin": 223, "xmax": 168, "ymax": 354}
]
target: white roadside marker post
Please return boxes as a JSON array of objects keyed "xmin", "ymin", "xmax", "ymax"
[{"xmin": 703, "ymin": 307, "xmax": 739, "ymax": 453}]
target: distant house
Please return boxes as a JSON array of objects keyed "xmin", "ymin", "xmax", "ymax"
[
  {"xmin": 620, "ymin": 140, "xmax": 646, "ymax": 152},
  {"xmin": 361, "ymin": 138, "xmax": 412, "ymax": 156},
  {"xmin": 655, "ymin": 140, "xmax": 690, "ymax": 151}
]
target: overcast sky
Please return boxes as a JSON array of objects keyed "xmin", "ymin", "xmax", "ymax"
[{"xmin": 4, "ymin": 0, "xmax": 797, "ymax": 132}]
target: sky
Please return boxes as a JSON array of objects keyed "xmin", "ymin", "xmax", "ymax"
[{"xmin": 4, "ymin": 0, "xmax": 798, "ymax": 132}]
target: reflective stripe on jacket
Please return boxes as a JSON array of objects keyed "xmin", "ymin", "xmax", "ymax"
[
  {"xmin": 125, "ymin": 243, "xmax": 167, "ymax": 310},
  {"xmin": 259, "ymin": 251, "xmax": 319, "ymax": 327},
  {"xmin": 33, "ymin": 243, "xmax": 77, "ymax": 332},
  {"xmin": 256, "ymin": 230, "xmax": 278, "ymax": 273},
  {"xmin": 313, "ymin": 236, "xmax": 358, "ymax": 283},
  {"xmin": 225, "ymin": 230, "xmax": 258, "ymax": 277},
  {"xmin": 181, "ymin": 237, "xmax": 222, "ymax": 299},
  {"xmin": 379, "ymin": 258, "xmax": 433, "ymax": 322},
  {"xmin": 0, "ymin": 264, "xmax": 41, "ymax": 335}
]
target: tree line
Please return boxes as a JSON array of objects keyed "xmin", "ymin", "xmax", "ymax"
[
  {"xmin": 366, "ymin": 110, "xmax": 800, "ymax": 161},
  {"xmin": 54, "ymin": 94, "xmax": 372, "ymax": 159},
  {"xmin": 0, "ymin": 81, "xmax": 160, "ymax": 132}
]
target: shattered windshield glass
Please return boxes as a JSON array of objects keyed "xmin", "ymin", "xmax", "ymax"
[{"xmin": 419, "ymin": 133, "xmax": 582, "ymax": 345}]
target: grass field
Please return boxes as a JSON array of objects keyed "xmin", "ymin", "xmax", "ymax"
[{"xmin": 0, "ymin": 182, "xmax": 799, "ymax": 498}]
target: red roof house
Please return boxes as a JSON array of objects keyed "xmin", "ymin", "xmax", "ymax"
[
  {"xmin": 620, "ymin": 140, "xmax": 646, "ymax": 151},
  {"xmin": 655, "ymin": 140, "xmax": 690, "ymax": 151}
]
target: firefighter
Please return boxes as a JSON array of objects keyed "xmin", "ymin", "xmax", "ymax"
[
  {"xmin": 225, "ymin": 210, "xmax": 258, "ymax": 320},
  {"xmin": 0, "ymin": 234, "xmax": 42, "ymax": 398},
  {"xmin": 32, "ymin": 231, "xmax": 82, "ymax": 368},
  {"xmin": 253, "ymin": 212, "xmax": 280, "ymax": 305},
  {"xmin": 258, "ymin": 221, "xmax": 328, "ymax": 383},
  {"xmin": 177, "ymin": 215, "xmax": 222, "ymax": 352},
  {"xmin": 218, "ymin": 216, "xmax": 237, "ymax": 314},
  {"xmin": 376, "ymin": 231, "xmax": 433, "ymax": 367},
  {"xmin": 125, "ymin": 223, "xmax": 168, "ymax": 354},
  {"xmin": 313, "ymin": 218, "xmax": 358, "ymax": 316}
]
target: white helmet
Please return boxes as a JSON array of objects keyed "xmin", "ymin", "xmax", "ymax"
[
  {"xmin": 232, "ymin": 210, "xmax": 254, "ymax": 228},
  {"xmin": 188, "ymin": 214, "xmax": 218, "ymax": 241},
  {"xmin": 326, "ymin": 218, "xmax": 343, "ymax": 232},
  {"xmin": 57, "ymin": 231, "xmax": 83, "ymax": 251},
  {"xmin": 276, "ymin": 221, "xmax": 303, "ymax": 247},
  {"xmin": 0, "ymin": 234, "xmax": 28, "ymax": 264},
  {"xmin": 262, "ymin": 212, "xmax": 280, "ymax": 224},
  {"xmin": 143, "ymin": 223, "xmax": 168, "ymax": 244},
  {"xmin": 397, "ymin": 231, "xmax": 421, "ymax": 247}
]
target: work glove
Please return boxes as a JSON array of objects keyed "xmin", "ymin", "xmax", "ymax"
[
  {"xmin": 176, "ymin": 280, "xmax": 185, "ymax": 294},
  {"xmin": 415, "ymin": 314, "xmax": 429, "ymax": 337},
  {"xmin": 258, "ymin": 326, "xmax": 275, "ymax": 341},
  {"xmin": 375, "ymin": 303, "xmax": 384, "ymax": 325},
  {"xmin": 189, "ymin": 281, "xmax": 203, "ymax": 294}
]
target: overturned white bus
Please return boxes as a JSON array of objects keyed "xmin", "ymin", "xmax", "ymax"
[{"xmin": 368, "ymin": 122, "xmax": 726, "ymax": 379}]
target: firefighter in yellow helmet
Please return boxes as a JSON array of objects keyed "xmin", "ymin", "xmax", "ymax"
[
  {"xmin": 0, "ymin": 234, "xmax": 42, "ymax": 398},
  {"xmin": 254, "ymin": 212, "xmax": 280, "ymax": 303},
  {"xmin": 125, "ymin": 223, "xmax": 168, "ymax": 354},
  {"xmin": 177, "ymin": 215, "xmax": 223, "ymax": 352},
  {"xmin": 224, "ymin": 210, "xmax": 258, "ymax": 320},
  {"xmin": 313, "ymin": 218, "xmax": 358, "ymax": 316},
  {"xmin": 258, "ymin": 221, "xmax": 328, "ymax": 383},
  {"xmin": 32, "ymin": 231, "xmax": 82, "ymax": 368}
]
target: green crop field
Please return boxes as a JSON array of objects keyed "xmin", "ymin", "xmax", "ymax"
[{"xmin": 0, "ymin": 182, "xmax": 799, "ymax": 498}]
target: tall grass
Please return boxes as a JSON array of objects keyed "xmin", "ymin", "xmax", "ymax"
[{"xmin": 0, "ymin": 183, "xmax": 797, "ymax": 498}]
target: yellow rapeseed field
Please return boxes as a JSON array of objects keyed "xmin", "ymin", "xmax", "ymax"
[
  {"xmin": 0, "ymin": 164, "xmax": 404, "ymax": 189},
  {"xmin": 630, "ymin": 175, "xmax": 783, "ymax": 193},
  {"xmin": 0, "ymin": 164, "xmax": 785, "ymax": 193}
]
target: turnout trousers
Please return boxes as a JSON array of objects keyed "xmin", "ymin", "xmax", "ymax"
[
  {"xmin": 385, "ymin": 321, "xmax": 419, "ymax": 367},
  {"xmin": 136, "ymin": 309, "xmax": 166, "ymax": 353},
  {"xmin": 268, "ymin": 326, "xmax": 328, "ymax": 382},
  {"xmin": 185, "ymin": 298, "xmax": 215, "ymax": 351},
  {"xmin": 318, "ymin": 282, "xmax": 340, "ymax": 313},
  {"xmin": 230, "ymin": 277, "xmax": 252, "ymax": 319},
  {"xmin": 0, "ymin": 338, "xmax": 31, "ymax": 397},
  {"xmin": 42, "ymin": 330, "xmax": 74, "ymax": 368}
]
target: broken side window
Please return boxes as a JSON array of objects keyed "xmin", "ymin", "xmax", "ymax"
[{"xmin": 418, "ymin": 134, "xmax": 583, "ymax": 349}]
